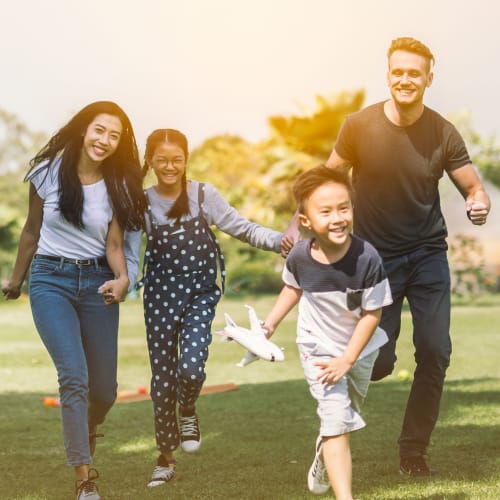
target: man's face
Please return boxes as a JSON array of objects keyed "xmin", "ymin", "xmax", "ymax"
[{"xmin": 387, "ymin": 50, "xmax": 433, "ymax": 108}]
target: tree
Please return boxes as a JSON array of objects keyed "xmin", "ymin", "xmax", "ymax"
[
  {"xmin": 448, "ymin": 111, "xmax": 500, "ymax": 189},
  {"xmin": 0, "ymin": 108, "xmax": 47, "ymax": 279},
  {"xmin": 187, "ymin": 91, "xmax": 365, "ymax": 293}
]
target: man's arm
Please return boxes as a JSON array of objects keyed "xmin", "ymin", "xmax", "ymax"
[
  {"xmin": 325, "ymin": 148, "xmax": 351, "ymax": 172},
  {"xmin": 448, "ymin": 163, "xmax": 491, "ymax": 225}
]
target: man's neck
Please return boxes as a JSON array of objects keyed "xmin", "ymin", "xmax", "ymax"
[{"xmin": 384, "ymin": 99, "xmax": 425, "ymax": 127}]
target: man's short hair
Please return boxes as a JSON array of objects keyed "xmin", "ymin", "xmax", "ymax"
[{"xmin": 388, "ymin": 37, "xmax": 435, "ymax": 69}]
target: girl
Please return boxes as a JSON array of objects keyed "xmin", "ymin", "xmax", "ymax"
[
  {"xmin": 138, "ymin": 128, "xmax": 292, "ymax": 488},
  {"xmin": 2, "ymin": 101, "xmax": 146, "ymax": 500}
]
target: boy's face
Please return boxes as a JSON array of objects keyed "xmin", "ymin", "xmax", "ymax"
[{"xmin": 299, "ymin": 181, "xmax": 353, "ymax": 251}]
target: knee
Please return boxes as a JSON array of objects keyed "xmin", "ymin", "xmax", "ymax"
[
  {"xmin": 90, "ymin": 390, "xmax": 116, "ymax": 411},
  {"xmin": 416, "ymin": 340, "xmax": 451, "ymax": 370},
  {"xmin": 370, "ymin": 350, "xmax": 396, "ymax": 381},
  {"xmin": 58, "ymin": 376, "xmax": 88, "ymax": 403},
  {"xmin": 178, "ymin": 363, "xmax": 205, "ymax": 384}
]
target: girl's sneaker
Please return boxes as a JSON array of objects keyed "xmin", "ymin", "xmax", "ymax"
[
  {"xmin": 147, "ymin": 455, "xmax": 176, "ymax": 488},
  {"xmin": 179, "ymin": 413, "xmax": 201, "ymax": 453}
]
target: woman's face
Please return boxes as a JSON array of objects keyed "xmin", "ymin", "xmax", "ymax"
[
  {"xmin": 81, "ymin": 113, "xmax": 123, "ymax": 165},
  {"xmin": 148, "ymin": 142, "xmax": 186, "ymax": 189}
]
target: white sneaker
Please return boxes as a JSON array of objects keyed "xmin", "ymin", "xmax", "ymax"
[
  {"xmin": 307, "ymin": 436, "xmax": 330, "ymax": 495},
  {"xmin": 75, "ymin": 468, "xmax": 100, "ymax": 500},
  {"xmin": 179, "ymin": 414, "xmax": 201, "ymax": 453},
  {"xmin": 147, "ymin": 456, "xmax": 176, "ymax": 488}
]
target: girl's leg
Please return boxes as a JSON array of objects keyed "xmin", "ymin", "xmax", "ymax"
[
  {"xmin": 177, "ymin": 288, "xmax": 220, "ymax": 409},
  {"xmin": 144, "ymin": 284, "xmax": 182, "ymax": 454},
  {"xmin": 176, "ymin": 288, "xmax": 220, "ymax": 451}
]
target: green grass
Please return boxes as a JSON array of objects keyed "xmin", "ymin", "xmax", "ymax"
[{"xmin": 1, "ymin": 295, "xmax": 499, "ymax": 499}]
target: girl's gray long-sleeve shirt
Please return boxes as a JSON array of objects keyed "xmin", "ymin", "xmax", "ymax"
[
  {"xmin": 125, "ymin": 181, "xmax": 283, "ymax": 286},
  {"xmin": 145, "ymin": 181, "xmax": 282, "ymax": 251}
]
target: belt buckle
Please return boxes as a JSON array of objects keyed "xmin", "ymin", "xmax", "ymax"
[{"xmin": 75, "ymin": 258, "xmax": 92, "ymax": 266}]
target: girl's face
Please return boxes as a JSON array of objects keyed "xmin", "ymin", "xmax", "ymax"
[
  {"xmin": 148, "ymin": 142, "xmax": 186, "ymax": 189},
  {"xmin": 81, "ymin": 113, "xmax": 122, "ymax": 165}
]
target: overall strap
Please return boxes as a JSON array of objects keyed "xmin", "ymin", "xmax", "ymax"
[{"xmin": 197, "ymin": 183, "xmax": 226, "ymax": 293}]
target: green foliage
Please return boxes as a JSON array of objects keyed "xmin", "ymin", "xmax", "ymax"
[
  {"xmin": 448, "ymin": 111, "xmax": 500, "ymax": 189},
  {"xmin": 186, "ymin": 91, "xmax": 366, "ymax": 288},
  {"xmin": 448, "ymin": 233, "xmax": 487, "ymax": 296},
  {"xmin": 0, "ymin": 109, "xmax": 47, "ymax": 278},
  {"xmin": 1, "ymin": 297, "xmax": 500, "ymax": 499}
]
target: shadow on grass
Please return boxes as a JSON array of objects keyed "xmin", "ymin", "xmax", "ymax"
[{"xmin": 1, "ymin": 377, "xmax": 499, "ymax": 499}]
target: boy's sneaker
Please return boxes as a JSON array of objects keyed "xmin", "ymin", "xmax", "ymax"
[
  {"xmin": 307, "ymin": 436, "xmax": 330, "ymax": 495},
  {"xmin": 147, "ymin": 455, "xmax": 176, "ymax": 488},
  {"xmin": 75, "ymin": 468, "xmax": 100, "ymax": 500},
  {"xmin": 400, "ymin": 455, "xmax": 435, "ymax": 477},
  {"xmin": 179, "ymin": 413, "xmax": 201, "ymax": 453}
]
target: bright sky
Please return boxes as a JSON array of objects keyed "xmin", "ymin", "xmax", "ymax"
[{"xmin": 2, "ymin": 0, "xmax": 499, "ymax": 150}]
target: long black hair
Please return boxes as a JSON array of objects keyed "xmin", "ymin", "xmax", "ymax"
[
  {"xmin": 143, "ymin": 128, "xmax": 190, "ymax": 221},
  {"xmin": 27, "ymin": 101, "xmax": 146, "ymax": 231}
]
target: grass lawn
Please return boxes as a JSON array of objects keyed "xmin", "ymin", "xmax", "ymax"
[{"xmin": 1, "ymin": 294, "xmax": 499, "ymax": 499}]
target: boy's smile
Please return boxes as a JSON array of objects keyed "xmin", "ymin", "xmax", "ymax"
[{"xmin": 299, "ymin": 181, "xmax": 353, "ymax": 262}]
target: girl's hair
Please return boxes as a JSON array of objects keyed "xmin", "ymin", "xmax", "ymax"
[
  {"xmin": 292, "ymin": 164, "xmax": 354, "ymax": 213},
  {"xmin": 26, "ymin": 100, "xmax": 146, "ymax": 231},
  {"xmin": 143, "ymin": 128, "xmax": 190, "ymax": 221}
]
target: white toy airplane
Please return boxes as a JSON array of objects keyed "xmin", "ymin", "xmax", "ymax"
[{"xmin": 217, "ymin": 305, "xmax": 285, "ymax": 367}]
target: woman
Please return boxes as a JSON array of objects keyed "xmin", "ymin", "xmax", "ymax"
[{"xmin": 2, "ymin": 101, "xmax": 146, "ymax": 500}]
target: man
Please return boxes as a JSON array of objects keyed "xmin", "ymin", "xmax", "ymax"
[{"xmin": 325, "ymin": 37, "xmax": 490, "ymax": 476}]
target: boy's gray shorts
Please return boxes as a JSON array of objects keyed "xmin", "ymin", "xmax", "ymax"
[{"xmin": 298, "ymin": 343, "xmax": 378, "ymax": 437}]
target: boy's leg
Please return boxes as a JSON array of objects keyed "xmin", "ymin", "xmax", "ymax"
[
  {"xmin": 299, "ymin": 343, "xmax": 369, "ymax": 497},
  {"xmin": 323, "ymin": 434, "xmax": 353, "ymax": 500}
]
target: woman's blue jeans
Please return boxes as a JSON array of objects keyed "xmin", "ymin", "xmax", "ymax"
[{"xmin": 29, "ymin": 256, "xmax": 119, "ymax": 466}]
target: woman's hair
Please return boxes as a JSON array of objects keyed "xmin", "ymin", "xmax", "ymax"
[
  {"xmin": 27, "ymin": 100, "xmax": 146, "ymax": 231},
  {"xmin": 143, "ymin": 128, "xmax": 190, "ymax": 221},
  {"xmin": 292, "ymin": 164, "xmax": 354, "ymax": 213}
]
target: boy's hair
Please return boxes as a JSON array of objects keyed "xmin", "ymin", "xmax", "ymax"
[
  {"xmin": 388, "ymin": 37, "xmax": 435, "ymax": 70},
  {"xmin": 292, "ymin": 165, "xmax": 353, "ymax": 213}
]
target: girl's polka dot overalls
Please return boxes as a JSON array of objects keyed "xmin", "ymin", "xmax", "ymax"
[{"xmin": 141, "ymin": 184, "xmax": 225, "ymax": 452}]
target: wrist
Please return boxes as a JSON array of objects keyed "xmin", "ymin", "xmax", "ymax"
[{"xmin": 8, "ymin": 279, "xmax": 23, "ymax": 290}]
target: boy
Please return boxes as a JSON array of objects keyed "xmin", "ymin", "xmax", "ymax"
[{"xmin": 263, "ymin": 165, "xmax": 392, "ymax": 498}]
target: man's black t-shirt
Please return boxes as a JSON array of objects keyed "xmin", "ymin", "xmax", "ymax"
[{"xmin": 335, "ymin": 102, "xmax": 470, "ymax": 258}]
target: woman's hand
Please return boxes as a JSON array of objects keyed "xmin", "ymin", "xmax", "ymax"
[
  {"xmin": 98, "ymin": 276, "xmax": 130, "ymax": 304},
  {"xmin": 2, "ymin": 280, "xmax": 22, "ymax": 300}
]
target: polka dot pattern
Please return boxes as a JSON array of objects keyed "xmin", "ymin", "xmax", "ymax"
[{"xmin": 142, "ymin": 187, "xmax": 223, "ymax": 453}]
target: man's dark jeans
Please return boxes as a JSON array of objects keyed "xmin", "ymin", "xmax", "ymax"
[{"xmin": 371, "ymin": 247, "xmax": 451, "ymax": 457}]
